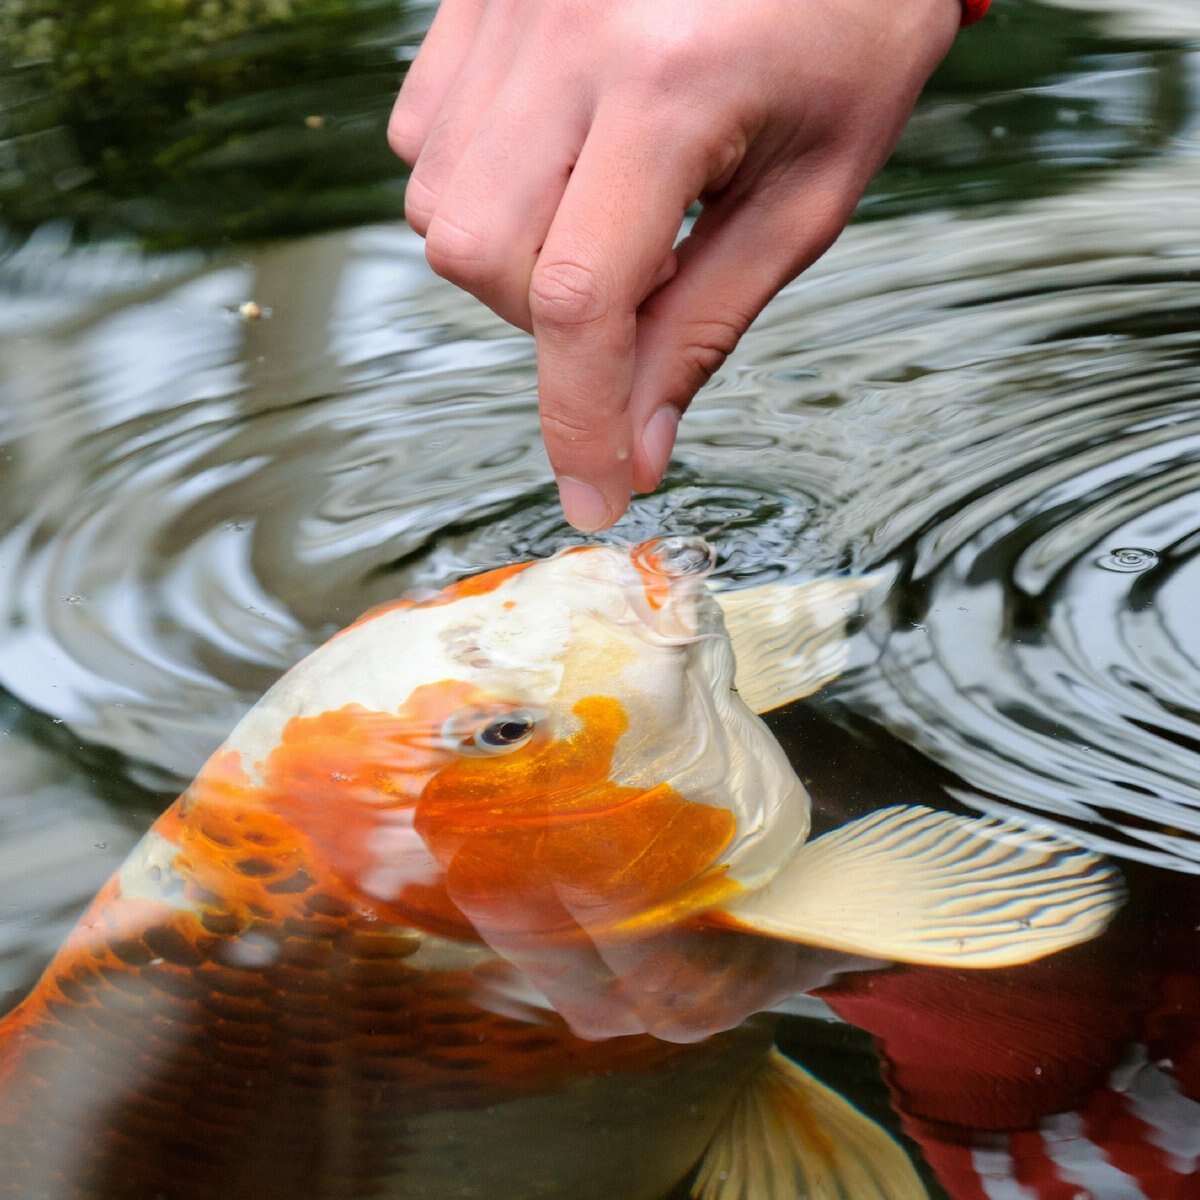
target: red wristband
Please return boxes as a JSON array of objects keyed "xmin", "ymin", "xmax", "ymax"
[{"xmin": 960, "ymin": 0, "xmax": 991, "ymax": 24}]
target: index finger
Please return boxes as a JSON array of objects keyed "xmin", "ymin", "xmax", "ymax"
[{"xmin": 529, "ymin": 108, "xmax": 739, "ymax": 531}]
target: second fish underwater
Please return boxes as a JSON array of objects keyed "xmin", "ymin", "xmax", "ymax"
[{"xmin": 0, "ymin": 537, "xmax": 1124, "ymax": 1199}]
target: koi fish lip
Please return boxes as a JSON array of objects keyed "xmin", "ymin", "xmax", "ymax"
[
  {"xmin": 631, "ymin": 536, "xmax": 717, "ymax": 580},
  {"xmin": 625, "ymin": 537, "xmax": 719, "ymax": 643}
]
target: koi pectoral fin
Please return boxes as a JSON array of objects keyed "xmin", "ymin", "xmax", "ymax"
[
  {"xmin": 719, "ymin": 805, "xmax": 1125, "ymax": 968},
  {"xmin": 693, "ymin": 1047, "xmax": 928, "ymax": 1200}
]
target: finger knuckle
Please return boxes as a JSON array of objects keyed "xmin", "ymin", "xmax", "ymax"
[
  {"xmin": 387, "ymin": 107, "xmax": 424, "ymax": 165},
  {"xmin": 680, "ymin": 315, "xmax": 744, "ymax": 382},
  {"xmin": 529, "ymin": 259, "xmax": 610, "ymax": 329},
  {"xmin": 424, "ymin": 215, "xmax": 497, "ymax": 286},
  {"xmin": 616, "ymin": 17, "xmax": 719, "ymax": 93},
  {"xmin": 542, "ymin": 404, "xmax": 605, "ymax": 447},
  {"xmin": 403, "ymin": 175, "xmax": 436, "ymax": 234},
  {"xmin": 640, "ymin": 33, "xmax": 706, "ymax": 87}
]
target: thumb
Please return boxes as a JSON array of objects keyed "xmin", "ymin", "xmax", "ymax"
[{"xmin": 629, "ymin": 174, "xmax": 858, "ymax": 493}]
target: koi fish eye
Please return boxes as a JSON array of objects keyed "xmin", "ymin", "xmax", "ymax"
[{"xmin": 441, "ymin": 706, "xmax": 544, "ymax": 756}]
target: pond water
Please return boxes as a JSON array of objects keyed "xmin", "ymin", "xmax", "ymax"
[{"xmin": 1, "ymin": 1, "xmax": 1199, "ymax": 1197}]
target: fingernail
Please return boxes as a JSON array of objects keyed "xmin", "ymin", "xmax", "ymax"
[
  {"xmin": 639, "ymin": 407, "xmax": 680, "ymax": 490},
  {"xmin": 557, "ymin": 477, "xmax": 613, "ymax": 532}
]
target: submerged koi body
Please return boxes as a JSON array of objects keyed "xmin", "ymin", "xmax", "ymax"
[
  {"xmin": 0, "ymin": 539, "xmax": 1124, "ymax": 1199},
  {"xmin": 0, "ymin": 841, "xmax": 771, "ymax": 1198}
]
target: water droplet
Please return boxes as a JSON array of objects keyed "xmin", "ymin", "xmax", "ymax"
[
  {"xmin": 93, "ymin": 842, "xmax": 107, "ymax": 850},
  {"xmin": 1096, "ymin": 546, "xmax": 1158, "ymax": 573}
]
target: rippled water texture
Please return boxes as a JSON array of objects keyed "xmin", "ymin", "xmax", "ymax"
[{"xmin": 1, "ymin": 1, "xmax": 1199, "ymax": 1197}]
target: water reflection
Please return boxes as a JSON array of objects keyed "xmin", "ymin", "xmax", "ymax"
[
  {"xmin": 1, "ymin": 0, "xmax": 1200, "ymax": 1197},
  {"xmin": 0, "ymin": 2, "xmax": 1194, "ymax": 247},
  {"xmin": 822, "ymin": 159, "xmax": 1200, "ymax": 872},
  {"xmin": 0, "ymin": 0, "xmax": 429, "ymax": 248}
]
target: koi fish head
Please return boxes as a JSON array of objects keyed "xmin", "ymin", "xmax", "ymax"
[{"xmin": 213, "ymin": 537, "xmax": 809, "ymax": 940}]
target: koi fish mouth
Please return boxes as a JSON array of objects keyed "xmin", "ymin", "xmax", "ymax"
[
  {"xmin": 632, "ymin": 535, "xmax": 717, "ymax": 580},
  {"xmin": 625, "ymin": 535, "xmax": 721, "ymax": 643}
]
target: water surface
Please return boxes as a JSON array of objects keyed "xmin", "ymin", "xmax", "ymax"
[{"xmin": 1, "ymin": 1, "xmax": 1199, "ymax": 1196}]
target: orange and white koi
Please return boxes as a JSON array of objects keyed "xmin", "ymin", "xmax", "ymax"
[{"xmin": 0, "ymin": 538, "xmax": 1123, "ymax": 1200}]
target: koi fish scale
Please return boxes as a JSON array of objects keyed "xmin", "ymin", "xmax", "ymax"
[{"xmin": 1, "ymin": 843, "xmax": 755, "ymax": 1199}]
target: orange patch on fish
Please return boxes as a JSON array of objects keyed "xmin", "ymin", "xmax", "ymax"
[
  {"xmin": 631, "ymin": 541, "xmax": 674, "ymax": 612},
  {"xmin": 165, "ymin": 751, "xmax": 315, "ymax": 921},
  {"xmin": 2, "ymin": 668, "xmax": 746, "ymax": 1106},
  {"xmin": 173, "ymin": 680, "xmax": 502, "ymax": 934},
  {"xmin": 51, "ymin": 670, "xmax": 741, "ymax": 961},
  {"xmin": 340, "ymin": 557, "xmax": 549, "ymax": 635},
  {"xmin": 431, "ymin": 560, "xmax": 535, "ymax": 603},
  {"xmin": 0, "ymin": 653, "xmax": 755, "ymax": 1151},
  {"xmin": 415, "ymin": 696, "xmax": 741, "ymax": 940},
  {"xmin": 166, "ymin": 684, "xmax": 739, "ymax": 946}
]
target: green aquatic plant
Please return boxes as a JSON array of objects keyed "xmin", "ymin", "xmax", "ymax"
[
  {"xmin": 0, "ymin": 0, "xmax": 421, "ymax": 248},
  {"xmin": 0, "ymin": 0, "xmax": 1187, "ymax": 252}
]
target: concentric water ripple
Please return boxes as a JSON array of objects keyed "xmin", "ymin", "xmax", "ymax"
[
  {"xmin": 794, "ymin": 166, "xmax": 1200, "ymax": 872},
  {"xmin": 0, "ymin": 229, "xmax": 832, "ymax": 785},
  {"xmin": 0, "ymin": 12, "xmax": 1199, "ymax": 1195},
  {"xmin": 1, "ymin": 149, "xmax": 1198, "ymax": 879}
]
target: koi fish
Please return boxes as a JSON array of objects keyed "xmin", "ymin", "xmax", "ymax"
[
  {"xmin": 0, "ymin": 538, "xmax": 1123, "ymax": 1200},
  {"xmin": 820, "ymin": 867, "xmax": 1200, "ymax": 1200}
]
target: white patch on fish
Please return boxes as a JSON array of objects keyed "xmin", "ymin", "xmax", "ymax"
[{"xmin": 116, "ymin": 830, "xmax": 194, "ymax": 911}]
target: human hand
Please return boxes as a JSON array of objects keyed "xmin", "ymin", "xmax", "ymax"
[{"xmin": 390, "ymin": 0, "xmax": 961, "ymax": 530}]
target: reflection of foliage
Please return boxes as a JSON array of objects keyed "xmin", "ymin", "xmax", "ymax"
[
  {"xmin": 0, "ymin": 0, "xmax": 422, "ymax": 248},
  {"xmin": 868, "ymin": 0, "xmax": 1192, "ymax": 218},
  {"xmin": 0, "ymin": 0, "xmax": 1192, "ymax": 251},
  {"xmin": 3, "ymin": 1, "xmax": 314, "ymax": 79}
]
